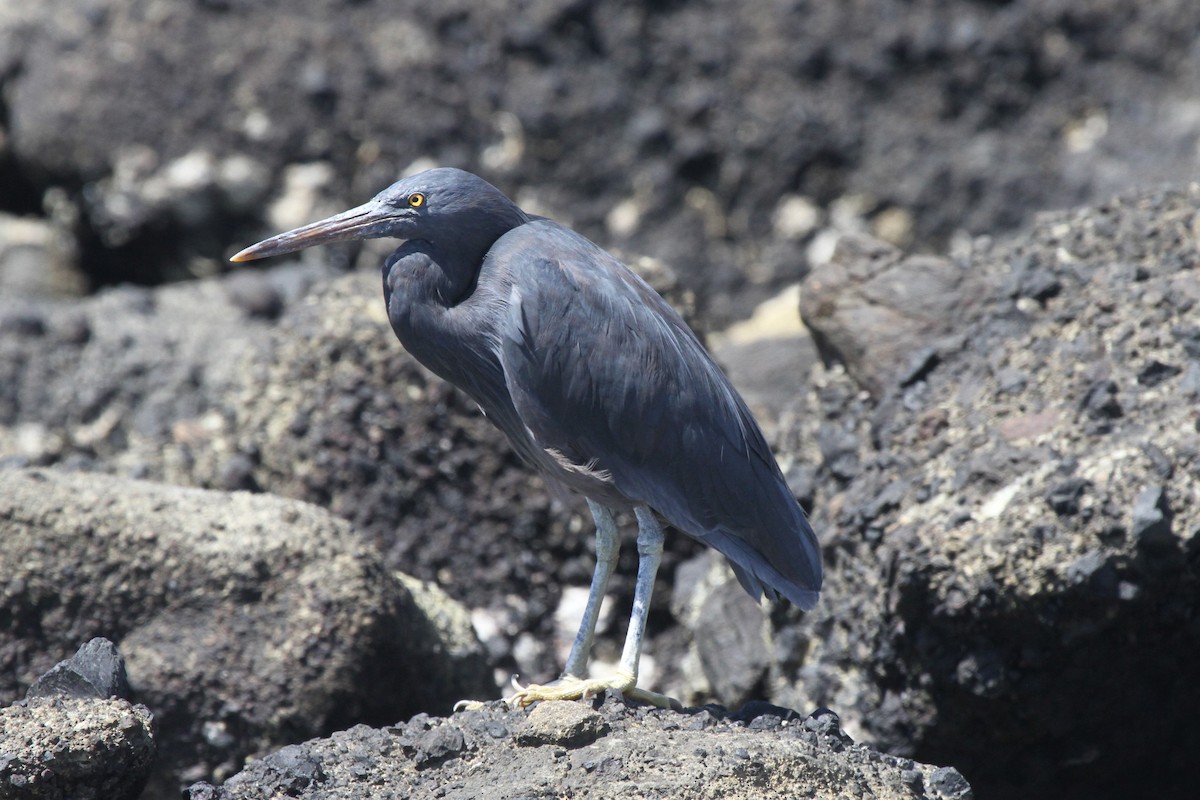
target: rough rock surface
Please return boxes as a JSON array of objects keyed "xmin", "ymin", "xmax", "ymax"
[
  {"xmin": 0, "ymin": 263, "xmax": 324, "ymax": 474},
  {"xmin": 0, "ymin": 468, "xmax": 492, "ymax": 796},
  {"xmin": 799, "ymin": 234, "xmax": 984, "ymax": 398},
  {"xmin": 760, "ymin": 187, "xmax": 1200, "ymax": 799},
  {"xmin": 3, "ymin": 1, "xmax": 1200, "ymax": 323},
  {"xmin": 0, "ymin": 695, "xmax": 156, "ymax": 800},
  {"xmin": 185, "ymin": 697, "xmax": 972, "ymax": 800},
  {"xmin": 0, "ymin": 637, "xmax": 155, "ymax": 800}
]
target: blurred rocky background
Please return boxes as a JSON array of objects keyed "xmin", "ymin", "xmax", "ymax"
[{"xmin": 2, "ymin": 1, "xmax": 1198, "ymax": 798}]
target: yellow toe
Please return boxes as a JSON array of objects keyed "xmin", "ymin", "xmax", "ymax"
[{"xmin": 503, "ymin": 670, "xmax": 681, "ymax": 709}]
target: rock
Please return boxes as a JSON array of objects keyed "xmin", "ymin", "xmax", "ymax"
[
  {"xmin": 4, "ymin": 1, "xmax": 1200, "ymax": 324},
  {"xmin": 930, "ymin": 766, "xmax": 974, "ymax": 800},
  {"xmin": 799, "ymin": 233, "xmax": 982, "ymax": 397},
  {"xmin": 1008, "ymin": 254, "xmax": 1063, "ymax": 303},
  {"xmin": 386, "ymin": 715, "xmax": 470, "ymax": 770},
  {"xmin": 25, "ymin": 637, "xmax": 130, "ymax": 701},
  {"xmin": 1136, "ymin": 359, "xmax": 1182, "ymax": 387},
  {"xmin": 393, "ymin": 574, "xmax": 493, "ymax": 707},
  {"xmin": 1045, "ymin": 477, "xmax": 1090, "ymax": 517},
  {"xmin": 0, "ymin": 213, "xmax": 84, "ymax": 298},
  {"xmin": 0, "ymin": 468, "xmax": 491, "ymax": 796},
  {"xmin": 694, "ymin": 580, "xmax": 771, "ymax": 708},
  {"xmin": 184, "ymin": 699, "xmax": 971, "ymax": 799},
  {"xmin": 1080, "ymin": 379, "xmax": 1123, "ymax": 421},
  {"xmin": 1130, "ymin": 486, "xmax": 1173, "ymax": 551},
  {"xmin": 0, "ymin": 694, "xmax": 155, "ymax": 800},
  {"xmin": 515, "ymin": 702, "xmax": 610, "ymax": 748},
  {"xmin": 771, "ymin": 186, "xmax": 1200, "ymax": 800}
]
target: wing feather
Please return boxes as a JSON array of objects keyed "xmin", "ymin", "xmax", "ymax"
[{"xmin": 489, "ymin": 220, "xmax": 821, "ymax": 607}]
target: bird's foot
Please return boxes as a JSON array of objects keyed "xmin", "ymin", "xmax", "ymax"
[
  {"xmin": 504, "ymin": 671, "xmax": 680, "ymax": 710},
  {"xmin": 505, "ymin": 673, "xmax": 625, "ymax": 707}
]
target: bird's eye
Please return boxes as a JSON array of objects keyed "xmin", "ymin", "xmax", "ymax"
[{"xmin": 408, "ymin": 193, "xmax": 425, "ymax": 208}]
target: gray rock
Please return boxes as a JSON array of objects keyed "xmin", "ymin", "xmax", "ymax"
[
  {"xmin": 0, "ymin": 213, "xmax": 84, "ymax": 299},
  {"xmin": 184, "ymin": 700, "xmax": 971, "ymax": 800},
  {"xmin": 0, "ymin": 468, "xmax": 491, "ymax": 796},
  {"xmin": 25, "ymin": 637, "xmax": 130, "ymax": 701},
  {"xmin": 0, "ymin": 694, "xmax": 155, "ymax": 800},
  {"xmin": 1045, "ymin": 477, "xmax": 1090, "ymax": 517},
  {"xmin": 799, "ymin": 234, "xmax": 981, "ymax": 397},
  {"xmin": 515, "ymin": 698, "xmax": 610, "ymax": 748}
]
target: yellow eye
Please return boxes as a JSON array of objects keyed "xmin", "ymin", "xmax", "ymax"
[{"xmin": 408, "ymin": 193, "xmax": 425, "ymax": 208}]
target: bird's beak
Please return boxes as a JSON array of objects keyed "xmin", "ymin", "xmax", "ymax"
[{"xmin": 230, "ymin": 201, "xmax": 400, "ymax": 262}]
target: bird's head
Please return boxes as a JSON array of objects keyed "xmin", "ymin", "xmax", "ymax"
[{"xmin": 230, "ymin": 167, "xmax": 527, "ymax": 263}]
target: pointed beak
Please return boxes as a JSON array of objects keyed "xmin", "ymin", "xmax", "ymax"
[{"xmin": 230, "ymin": 201, "xmax": 401, "ymax": 262}]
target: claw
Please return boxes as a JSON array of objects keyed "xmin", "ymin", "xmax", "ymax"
[{"xmin": 453, "ymin": 698, "xmax": 484, "ymax": 712}]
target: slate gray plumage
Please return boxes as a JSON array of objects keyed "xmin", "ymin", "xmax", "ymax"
[{"xmin": 232, "ymin": 168, "xmax": 820, "ymax": 704}]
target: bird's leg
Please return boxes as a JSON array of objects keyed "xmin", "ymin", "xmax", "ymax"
[
  {"xmin": 561, "ymin": 500, "xmax": 620, "ymax": 679},
  {"xmin": 456, "ymin": 501, "xmax": 619, "ymax": 714},
  {"xmin": 507, "ymin": 504, "xmax": 678, "ymax": 709},
  {"xmin": 615, "ymin": 506, "xmax": 676, "ymax": 708}
]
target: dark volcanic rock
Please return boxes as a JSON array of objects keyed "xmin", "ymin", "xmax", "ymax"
[
  {"xmin": 0, "ymin": 266, "xmax": 317, "ymax": 469},
  {"xmin": 25, "ymin": 637, "xmax": 130, "ymax": 701},
  {"xmin": 184, "ymin": 698, "xmax": 972, "ymax": 800},
  {"xmin": 0, "ymin": 468, "xmax": 491, "ymax": 797},
  {"xmin": 3, "ymin": 2, "xmax": 1200, "ymax": 324},
  {"xmin": 770, "ymin": 187, "xmax": 1200, "ymax": 800},
  {"xmin": 800, "ymin": 233, "xmax": 983, "ymax": 397},
  {"xmin": 694, "ymin": 580, "xmax": 772, "ymax": 708}
]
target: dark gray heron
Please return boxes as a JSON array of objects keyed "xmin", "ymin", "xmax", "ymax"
[{"xmin": 232, "ymin": 168, "xmax": 821, "ymax": 707}]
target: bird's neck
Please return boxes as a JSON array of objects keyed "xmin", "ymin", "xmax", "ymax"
[
  {"xmin": 424, "ymin": 208, "xmax": 528, "ymax": 304},
  {"xmin": 383, "ymin": 245, "xmax": 507, "ymax": 415}
]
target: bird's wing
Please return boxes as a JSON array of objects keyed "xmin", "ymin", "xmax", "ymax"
[{"xmin": 490, "ymin": 221, "xmax": 821, "ymax": 608}]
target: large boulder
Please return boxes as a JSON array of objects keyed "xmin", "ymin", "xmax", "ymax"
[
  {"xmin": 185, "ymin": 698, "xmax": 973, "ymax": 800},
  {"xmin": 0, "ymin": 468, "xmax": 491, "ymax": 795},
  {"xmin": 757, "ymin": 187, "xmax": 1200, "ymax": 799}
]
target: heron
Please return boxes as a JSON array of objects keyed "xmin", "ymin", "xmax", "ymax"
[{"xmin": 231, "ymin": 168, "xmax": 822, "ymax": 708}]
